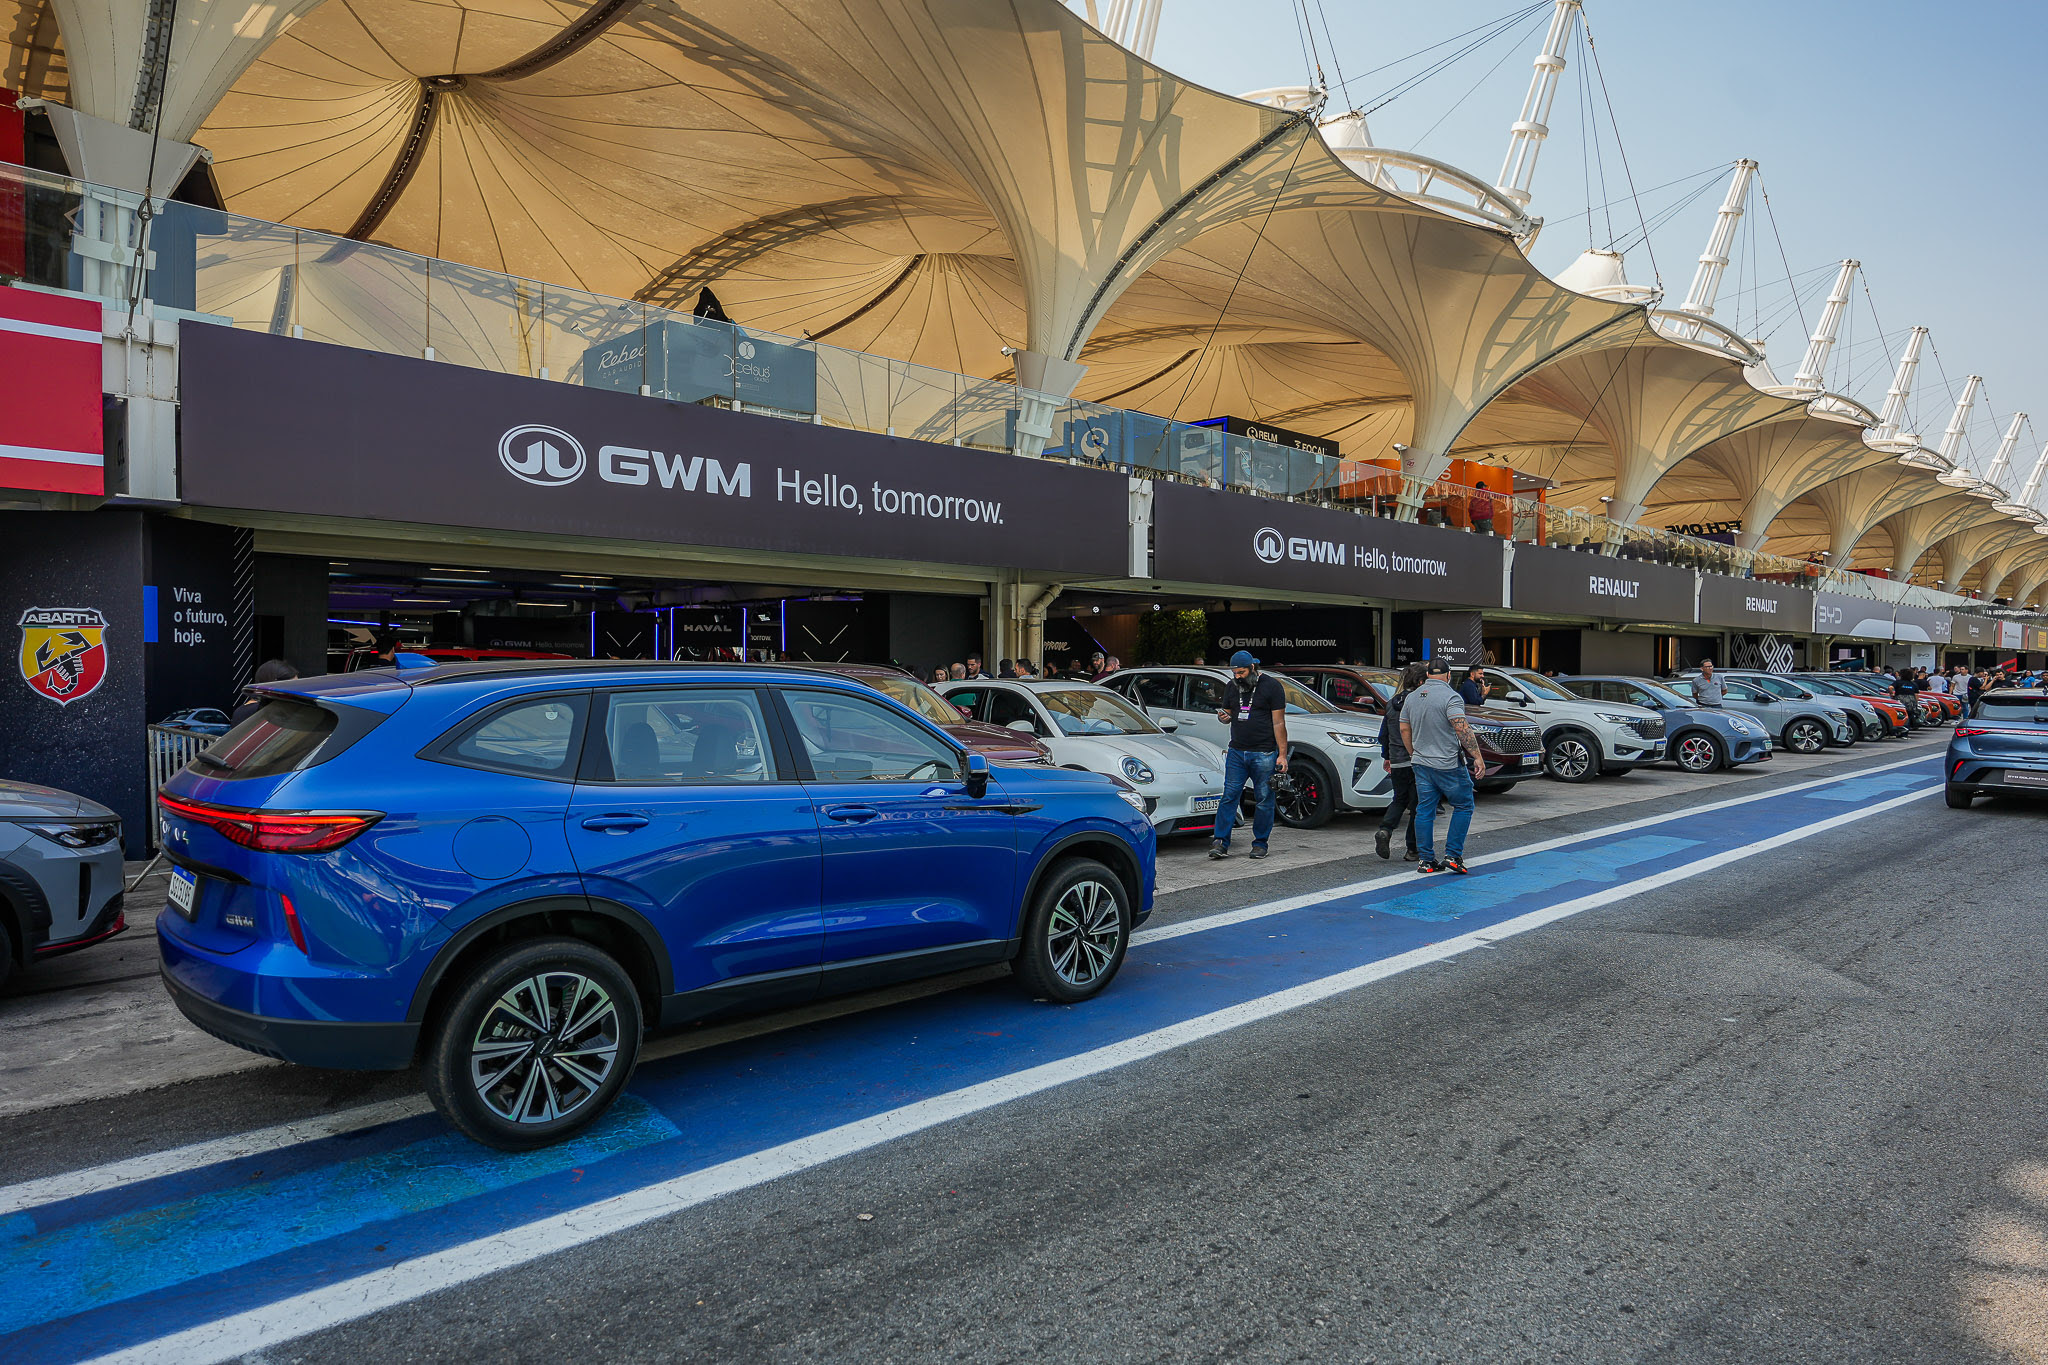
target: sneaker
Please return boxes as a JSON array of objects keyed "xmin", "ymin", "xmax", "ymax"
[
  {"xmin": 1416, "ymin": 859, "xmax": 1440, "ymax": 874},
  {"xmin": 1249, "ymin": 844, "xmax": 1269, "ymax": 860},
  {"xmin": 1404, "ymin": 849, "xmax": 1420, "ymax": 862},
  {"xmin": 1441, "ymin": 855, "xmax": 1468, "ymax": 875},
  {"xmin": 1374, "ymin": 828, "xmax": 1391, "ymax": 859},
  {"xmin": 1208, "ymin": 841, "xmax": 1231, "ymax": 860}
]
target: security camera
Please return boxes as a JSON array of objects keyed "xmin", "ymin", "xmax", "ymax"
[
  {"xmin": 1000, "ymin": 345, "xmax": 1018, "ymax": 357},
  {"xmin": 1392, "ymin": 443, "xmax": 1408, "ymax": 453}
]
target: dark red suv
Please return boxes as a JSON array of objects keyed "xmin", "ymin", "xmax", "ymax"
[
  {"xmin": 796, "ymin": 663, "xmax": 1051, "ymax": 765},
  {"xmin": 1276, "ymin": 664, "xmax": 1545, "ymax": 793}
]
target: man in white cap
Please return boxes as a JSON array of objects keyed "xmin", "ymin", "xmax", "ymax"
[{"xmin": 1210, "ymin": 649, "xmax": 1289, "ymax": 860}]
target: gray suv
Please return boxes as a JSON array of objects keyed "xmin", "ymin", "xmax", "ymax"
[{"xmin": 0, "ymin": 780, "xmax": 126, "ymax": 987}]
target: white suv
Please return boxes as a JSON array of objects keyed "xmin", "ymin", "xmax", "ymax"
[
  {"xmin": 1100, "ymin": 666, "xmax": 1389, "ymax": 828},
  {"xmin": 1480, "ymin": 666, "xmax": 1666, "ymax": 783}
]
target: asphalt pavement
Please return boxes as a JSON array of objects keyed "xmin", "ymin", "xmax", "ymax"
[{"xmin": 6, "ymin": 736, "xmax": 2046, "ymax": 1364}]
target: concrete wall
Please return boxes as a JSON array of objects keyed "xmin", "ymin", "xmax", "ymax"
[
  {"xmin": 0, "ymin": 511, "xmax": 151, "ymax": 853},
  {"xmin": 254, "ymin": 553, "xmax": 329, "ymax": 678},
  {"xmin": 1578, "ymin": 630, "xmax": 1656, "ymax": 676}
]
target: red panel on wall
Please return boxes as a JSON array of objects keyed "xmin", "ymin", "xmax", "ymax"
[{"xmin": 0, "ymin": 285, "xmax": 104, "ymax": 495}]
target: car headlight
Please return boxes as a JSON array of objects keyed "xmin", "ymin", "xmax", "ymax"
[
  {"xmin": 1595, "ymin": 712, "xmax": 1639, "ymax": 725},
  {"xmin": 1114, "ymin": 788, "xmax": 1149, "ymax": 815},
  {"xmin": 1325, "ymin": 731, "xmax": 1377, "ymax": 748},
  {"xmin": 21, "ymin": 820, "xmax": 120, "ymax": 848},
  {"xmin": 1119, "ymin": 755, "xmax": 1155, "ymax": 783}
]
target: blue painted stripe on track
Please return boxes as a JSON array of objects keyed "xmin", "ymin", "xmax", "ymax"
[
  {"xmin": 0, "ymin": 1099, "xmax": 679, "ymax": 1338},
  {"xmin": 1, "ymin": 756, "xmax": 1944, "ymax": 1362}
]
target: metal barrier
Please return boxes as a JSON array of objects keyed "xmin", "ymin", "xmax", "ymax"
[{"xmin": 145, "ymin": 725, "xmax": 212, "ymax": 850}]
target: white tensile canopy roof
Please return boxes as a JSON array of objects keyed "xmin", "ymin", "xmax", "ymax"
[{"xmin": 4, "ymin": 0, "xmax": 2043, "ymax": 588}]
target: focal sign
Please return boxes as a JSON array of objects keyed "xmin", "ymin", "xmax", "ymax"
[
  {"xmin": 1510, "ymin": 546, "xmax": 1697, "ymax": 623},
  {"xmin": 1698, "ymin": 575, "xmax": 1815, "ymax": 632},
  {"xmin": 179, "ymin": 327, "xmax": 1129, "ymax": 578},
  {"xmin": 1151, "ymin": 483, "xmax": 1504, "ymax": 605}
]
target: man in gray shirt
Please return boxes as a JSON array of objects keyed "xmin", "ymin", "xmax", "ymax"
[
  {"xmin": 1400, "ymin": 659, "xmax": 1485, "ymax": 874},
  {"xmin": 1692, "ymin": 659, "xmax": 1725, "ymax": 707}
]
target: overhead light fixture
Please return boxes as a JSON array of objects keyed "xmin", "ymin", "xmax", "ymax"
[
  {"xmin": 427, "ymin": 566, "xmax": 487, "ymax": 574},
  {"xmin": 516, "ymin": 600, "xmax": 572, "ymax": 608}
]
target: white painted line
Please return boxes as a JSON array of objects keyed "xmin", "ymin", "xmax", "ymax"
[
  {"xmin": 80, "ymin": 781, "xmax": 1940, "ymax": 1365},
  {"xmin": 0, "ymin": 315, "xmax": 102, "ymax": 345},
  {"xmin": 1134, "ymin": 748, "xmax": 1941, "ymax": 946},
  {"xmin": 0, "ymin": 442, "xmax": 104, "ymax": 467},
  {"xmin": 0, "ymin": 746, "xmax": 1940, "ymax": 1219},
  {"xmin": 0, "ymin": 1098, "xmax": 431, "ymax": 1218}
]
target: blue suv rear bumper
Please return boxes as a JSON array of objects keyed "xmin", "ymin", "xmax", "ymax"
[{"xmin": 158, "ymin": 919, "xmax": 420, "ymax": 1070}]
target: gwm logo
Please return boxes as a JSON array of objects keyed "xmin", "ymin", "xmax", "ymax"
[
  {"xmin": 498, "ymin": 424, "xmax": 586, "ymax": 486},
  {"xmin": 1253, "ymin": 525, "xmax": 1347, "ymax": 565},
  {"xmin": 496, "ymin": 424, "xmax": 754, "ymax": 499}
]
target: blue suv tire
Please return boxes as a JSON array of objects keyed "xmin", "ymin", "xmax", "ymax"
[
  {"xmin": 1012, "ymin": 858, "xmax": 1130, "ymax": 1004},
  {"xmin": 421, "ymin": 937, "xmax": 644, "ymax": 1151}
]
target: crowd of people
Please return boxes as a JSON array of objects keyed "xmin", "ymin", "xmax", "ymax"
[{"xmin": 908, "ymin": 651, "xmax": 1127, "ymax": 687}]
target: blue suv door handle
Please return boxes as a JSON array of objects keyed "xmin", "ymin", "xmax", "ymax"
[
  {"xmin": 580, "ymin": 813, "xmax": 650, "ymax": 833},
  {"xmin": 824, "ymin": 805, "xmax": 880, "ymax": 823}
]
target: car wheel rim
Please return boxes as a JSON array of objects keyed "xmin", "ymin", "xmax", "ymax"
[
  {"xmin": 1279, "ymin": 771, "xmax": 1320, "ymax": 822},
  {"xmin": 1677, "ymin": 736, "xmax": 1716, "ymax": 771},
  {"xmin": 470, "ymin": 971, "xmax": 621, "ymax": 1125},
  {"xmin": 1047, "ymin": 879, "xmax": 1122, "ymax": 987},
  {"xmin": 1791, "ymin": 722, "xmax": 1822, "ymax": 753},
  {"xmin": 1551, "ymin": 740, "xmax": 1590, "ymax": 779}
]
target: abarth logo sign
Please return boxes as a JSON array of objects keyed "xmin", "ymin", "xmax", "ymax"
[
  {"xmin": 498, "ymin": 424, "xmax": 587, "ymax": 486},
  {"xmin": 18, "ymin": 606, "xmax": 108, "ymax": 706}
]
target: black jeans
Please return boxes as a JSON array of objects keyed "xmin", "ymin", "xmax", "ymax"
[{"xmin": 1377, "ymin": 765, "xmax": 1417, "ymax": 853}]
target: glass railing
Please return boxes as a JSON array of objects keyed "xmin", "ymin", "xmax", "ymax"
[{"xmin": 6, "ymin": 159, "xmax": 2032, "ymax": 620}]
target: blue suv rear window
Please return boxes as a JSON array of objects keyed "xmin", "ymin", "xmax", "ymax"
[
  {"xmin": 1977, "ymin": 695, "xmax": 2048, "ymax": 721},
  {"xmin": 192, "ymin": 699, "xmax": 341, "ymax": 780},
  {"xmin": 433, "ymin": 693, "xmax": 589, "ymax": 778}
]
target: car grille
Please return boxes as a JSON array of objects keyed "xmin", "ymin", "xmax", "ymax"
[
  {"xmin": 1491, "ymin": 725, "xmax": 1541, "ymax": 753},
  {"xmin": 1628, "ymin": 717, "xmax": 1666, "ymax": 741}
]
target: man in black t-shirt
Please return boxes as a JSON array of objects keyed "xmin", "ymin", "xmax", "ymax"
[{"xmin": 1210, "ymin": 650, "xmax": 1290, "ymax": 861}]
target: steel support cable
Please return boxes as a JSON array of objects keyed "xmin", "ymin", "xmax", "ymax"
[
  {"xmin": 1354, "ymin": 4, "xmax": 1549, "ymax": 117},
  {"xmin": 1409, "ymin": 10, "xmax": 1549, "ymax": 152},
  {"xmin": 1542, "ymin": 164, "xmax": 1725, "ymax": 233},
  {"xmin": 125, "ymin": 0, "xmax": 180, "ymax": 334},
  {"xmin": 1310, "ymin": 0, "xmax": 1351, "ymax": 102},
  {"xmin": 1757, "ymin": 176, "xmax": 1809, "ymax": 355},
  {"xmin": 1164, "ymin": 128, "xmax": 1315, "ymax": 422},
  {"xmin": 1329, "ymin": 2, "xmax": 1547, "ymax": 107},
  {"xmin": 1602, "ymin": 173, "xmax": 1723, "ymax": 256},
  {"xmin": 1582, "ymin": 17, "xmax": 1657, "ymax": 288}
]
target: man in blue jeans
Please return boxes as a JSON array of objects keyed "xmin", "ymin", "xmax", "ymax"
[
  {"xmin": 1209, "ymin": 650, "xmax": 1289, "ymax": 860},
  {"xmin": 1400, "ymin": 658, "xmax": 1485, "ymax": 874}
]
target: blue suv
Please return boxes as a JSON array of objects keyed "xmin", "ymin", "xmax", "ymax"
[
  {"xmin": 157, "ymin": 661, "xmax": 1156, "ymax": 1149},
  {"xmin": 1946, "ymin": 687, "xmax": 2048, "ymax": 809}
]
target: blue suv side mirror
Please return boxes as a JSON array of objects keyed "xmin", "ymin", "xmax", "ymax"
[{"xmin": 965, "ymin": 752, "xmax": 990, "ymax": 798}]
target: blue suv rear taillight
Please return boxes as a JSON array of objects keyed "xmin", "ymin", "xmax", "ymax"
[{"xmin": 158, "ymin": 794, "xmax": 383, "ymax": 853}]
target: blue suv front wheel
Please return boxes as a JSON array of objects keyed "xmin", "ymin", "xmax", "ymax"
[
  {"xmin": 1013, "ymin": 859, "xmax": 1131, "ymax": 1003},
  {"xmin": 421, "ymin": 937, "xmax": 645, "ymax": 1151}
]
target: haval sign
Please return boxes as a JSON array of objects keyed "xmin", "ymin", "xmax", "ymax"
[{"xmin": 175, "ymin": 327, "xmax": 1128, "ymax": 577}]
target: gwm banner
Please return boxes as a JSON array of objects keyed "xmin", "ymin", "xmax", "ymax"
[{"xmin": 179, "ymin": 327, "xmax": 1130, "ymax": 578}]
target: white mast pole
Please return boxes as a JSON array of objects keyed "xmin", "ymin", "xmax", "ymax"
[
  {"xmin": 1679, "ymin": 159, "xmax": 1756, "ymax": 318},
  {"xmin": 1131, "ymin": 0, "xmax": 1163, "ymax": 60},
  {"xmin": 2018, "ymin": 442, "xmax": 2048, "ymax": 508},
  {"xmin": 1874, "ymin": 325, "xmax": 1927, "ymax": 439},
  {"xmin": 1791, "ymin": 259, "xmax": 1859, "ymax": 391},
  {"xmin": 1937, "ymin": 375, "xmax": 1983, "ymax": 465},
  {"xmin": 1495, "ymin": 0, "xmax": 1582, "ymax": 210},
  {"xmin": 1985, "ymin": 412, "xmax": 2027, "ymax": 488}
]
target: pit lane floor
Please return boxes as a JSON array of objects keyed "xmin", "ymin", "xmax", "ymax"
[{"xmin": 11, "ymin": 731, "xmax": 2037, "ymax": 1363}]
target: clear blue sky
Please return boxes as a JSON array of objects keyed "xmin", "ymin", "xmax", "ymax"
[{"xmin": 1146, "ymin": 0, "xmax": 2048, "ymax": 482}]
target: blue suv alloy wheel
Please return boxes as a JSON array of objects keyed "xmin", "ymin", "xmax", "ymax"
[{"xmin": 156, "ymin": 661, "xmax": 1157, "ymax": 1150}]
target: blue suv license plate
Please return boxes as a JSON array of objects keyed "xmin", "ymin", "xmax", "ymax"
[{"xmin": 168, "ymin": 865, "xmax": 198, "ymax": 919}]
